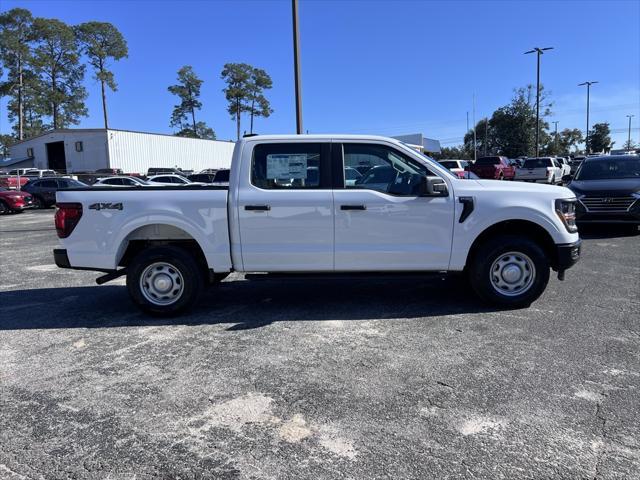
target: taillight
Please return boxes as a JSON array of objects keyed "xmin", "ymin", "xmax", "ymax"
[{"xmin": 55, "ymin": 203, "xmax": 83, "ymax": 238}]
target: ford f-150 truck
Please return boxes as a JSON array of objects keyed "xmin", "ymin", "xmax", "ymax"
[{"xmin": 54, "ymin": 135, "xmax": 581, "ymax": 315}]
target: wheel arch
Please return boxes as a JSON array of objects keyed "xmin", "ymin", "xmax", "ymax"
[
  {"xmin": 116, "ymin": 223, "xmax": 210, "ymax": 276},
  {"xmin": 465, "ymin": 219, "xmax": 558, "ymax": 271}
]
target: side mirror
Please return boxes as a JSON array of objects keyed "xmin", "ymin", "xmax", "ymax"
[
  {"xmin": 420, "ymin": 176, "xmax": 448, "ymax": 196},
  {"xmin": 562, "ymin": 174, "xmax": 573, "ymax": 183}
]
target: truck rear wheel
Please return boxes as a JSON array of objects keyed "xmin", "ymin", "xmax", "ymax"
[
  {"xmin": 127, "ymin": 246, "xmax": 204, "ymax": 316},
  {"xmin": 468, "ymin": 234, "xmax": 550, "ymax": 308}
]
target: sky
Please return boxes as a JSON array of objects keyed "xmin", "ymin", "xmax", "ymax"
[{"xmin": 1, "ymin": 0, "xmax": 639, "ymax": 149}]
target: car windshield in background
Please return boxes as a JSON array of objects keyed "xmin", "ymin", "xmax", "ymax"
[
  {"xmin": 475, "ymin": 157, "xmax": 499, "ymax": 165},
  {"xmin": 65, "ymin": 179, "xmax": 88, "ymax": 188},
  {"xmin": 440, "ymin": 161, "xmax": 457, "ymax": 169},
  {"xmin": 523, "ymin": 158, "xmax": 551, "ymax": 168},
  {"xmin": 214, "ymin": 170, "xmax": 230, "ymax": 182},
  {"xmin": 575, "ymin": 157, "xmax": 640, "ymax": 181}
]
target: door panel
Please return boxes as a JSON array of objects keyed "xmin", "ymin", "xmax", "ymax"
[
  {"xmin": 237, "ymin": 142, "xmax": 334, "ymax": 271},
  {"xmin": 334, "ymin": 142, "xmax": 455, "ymax": 271}
]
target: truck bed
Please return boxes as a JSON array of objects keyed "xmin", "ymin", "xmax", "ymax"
[{"xmin": 56, "ymin": 185, "xmax": 232, "ymax": 271}]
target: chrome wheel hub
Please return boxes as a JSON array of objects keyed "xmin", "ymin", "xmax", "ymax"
[
  {"xmin": 490, "ymin": 252, "xmax": 536, "ymax": 297},
  {"xmin": 140, "ymin": 262, "xmax": 184, "ymax": 306}
]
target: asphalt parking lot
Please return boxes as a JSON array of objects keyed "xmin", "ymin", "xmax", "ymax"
[{"xmin": 1, "ymin": 209, "xmax": 639, "ymax": 479}]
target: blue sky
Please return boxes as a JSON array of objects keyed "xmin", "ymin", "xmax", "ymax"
[{"xmin": 1, "ymin": 0, "xmax": 639, "ymax": 148}]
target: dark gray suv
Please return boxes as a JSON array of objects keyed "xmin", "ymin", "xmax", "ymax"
[{"xmin": 21, "ymin": 177, "xmax": 88, "ymax": 208}]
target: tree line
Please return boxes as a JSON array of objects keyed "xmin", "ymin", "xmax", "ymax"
[
  {"xmin": 0, "ymin": 7, "xmax": 273, "ymax": 153},
  {"xmin": 434, "ymin": 84, "xmax": 626, "ymax": 160}
]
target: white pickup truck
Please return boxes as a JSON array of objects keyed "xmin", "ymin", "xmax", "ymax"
[
  {"xmin": 518, "ymin": 157, "xmax": 564, "ymax": 184},
  {"xmin": 54, "ymin": 135, "xmax": 581, "ymax": 315}
]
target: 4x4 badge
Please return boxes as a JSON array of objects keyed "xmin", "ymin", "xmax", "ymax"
[{"xmin": 89, "ymin": 202, "xmax": 123, "ymax": 211}]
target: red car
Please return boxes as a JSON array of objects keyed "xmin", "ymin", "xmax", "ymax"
[
  {"xmin": 0, "ymin": 187, "xmax": 34, "ymax": 214},
  {"xmin": 469, "ymin": 156, "xmax": 516, "ymax": 180},
  {"xmin": 0, "ymin": 175, "xmax": 30, "ymax": 190}
]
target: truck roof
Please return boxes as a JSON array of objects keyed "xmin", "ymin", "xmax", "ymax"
[{"xmin": 240, "ymin": 134, "xmax": 405, "ymax": 143}]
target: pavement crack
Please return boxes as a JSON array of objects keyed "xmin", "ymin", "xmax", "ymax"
[{"xmin": 592, "ymin": 394, "xmax": 610, "ymax": 480}]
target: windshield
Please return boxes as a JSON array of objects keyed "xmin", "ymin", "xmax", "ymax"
[
  {"xmin": 575, "ymin": 157, "xmax": 640, "ymax": 181},
  {"xmin": 475, "ymin": 157, "xmax": 499, "ymax": 165},
  {"xmin": 404, "ymin": 145, "xmax": 456, "ymax": 178}
]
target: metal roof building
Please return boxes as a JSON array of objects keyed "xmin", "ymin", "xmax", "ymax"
[{"xmin": 8, "ymin": 129, "xmax": 236, "ymax": 174}]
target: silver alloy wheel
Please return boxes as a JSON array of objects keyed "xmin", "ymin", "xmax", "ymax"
[
  {"xmin": 489, "ymin": 251, "xmax": 536, "ymax": 297},
  {"xmin": 140, "ymin": 262, "xmax": 185, "ymax": 306}
]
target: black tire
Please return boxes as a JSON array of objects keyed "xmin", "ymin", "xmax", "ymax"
[
  {"xmin": 126, "ymin": 246, "xmax": 205, "ymax": 316},
  {"xmin": 0, "ymin": 200, "xmax": 8, "ymax": 215},
  {"xmin": 468, "ymin": 234, "xmax": 550, "ymax": 308}
]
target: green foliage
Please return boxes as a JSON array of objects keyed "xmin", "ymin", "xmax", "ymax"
[
  {"xmin": 76, "ymin": 21, "xmax": 128, "ymax": 128},
  {"xmin": 431, "ymin": 146, "xmax": 469, "ymax": 160},
  {"xmin": 248, "ymin": 67, "xmax": 273, "ymax": 134},
  {"xmin": 0, "ymin": 133, "xmax": 15, "ymax": 157},
  {"xmin": 0, "ymin": 8, "xmax": 35, "ymax": 139},
  {"xmin": 588, "ymin": 122, "xmax": 614, "ymax": 153},
  {"xmin": 6, "ymin": 69, "xmax": 46, "ymax": 137},
  {"xmin": 168, "ymin": 65, "xmax": 214, "ymax": 139},
  {"xmin": 463, "ymin": 85, "xmax": 552, "ymax": 158},
  {"xmin": 221, "ymin": 62, "xmax": 253, "ymax": 140},
  {"xmin": 31, "ymin": 17, "xmax": 87, "ymax": 129}
]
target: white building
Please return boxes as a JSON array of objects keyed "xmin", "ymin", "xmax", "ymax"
[
  {"xmin": 7, "ymin": 129, "xmax": 236, "ymax": 174},
  {"xmin": 392, "ymin": 133, "xmax": 441, "ymax": 154}
]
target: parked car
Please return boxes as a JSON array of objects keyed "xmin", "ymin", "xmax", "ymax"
[
  {"xmin": 438, "ymin": 160, "xmax": 470, "ymax": 174},
  {"xmin": 147, "ymin": 174, "xmax": 205, "ymax": 185},
  {"xmin": 8, "ymin": 168, "xmax": 38, "ymax": 176},
  {"xmin": 21, "ymin": 177, "xmax": 88, "ymax": 208},
  {"xmin": 556, "ymin": 157, "xmax": 572, "ymax": 178},
  {"xmin": 0, "ymin": 175, "xmax": 30, "ymax": 190},
  {"xmin": 468, "ymin": 156, "xmax": 516, "ymax": 180},
  {"xmin": 517, "ymin": 157, "xmax": 563, "ymax": 184},
  {"xmin": 54, "ymin": 134, "xmax": 581, "ymax": 315},
  {"xmin": 0, "ymin": 187, "xmax": 34, "ymax": 214},
  {"xmin": 199, "ymin": 168, "xmax": 219, "ymax": 174},
  {"xmin": 93, "ymin": 176, "xmax": 153, "ymax": 187},
  {"xmin": 212, "ymin": 169, "xmax": 230, "ymax": 185},
  {"xmin": 454, "ymin": 171, "xmax": 480, "ymax": 179},
  {"xmin": 570, "ymin": 156, "xmax": 585, "ymax": 175},
  {"xmin": 95, "ymin": 168, "xmax": 124, "ymax": 175},
  {"xmin": 565, "ymin": 155, "xmax": 640, "ymax": 225},
  {"xmin": 23, "ymin": 169, "xmax": 59, "ymax": 178},
  {"xmin": 188, "ymin": 173, "xmax": 217, "ymax": 184},
  {"xmin": 147, "ymin": 167, "xmax": 184, "ymax": 176}
]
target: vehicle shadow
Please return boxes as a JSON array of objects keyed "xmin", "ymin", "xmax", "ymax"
[
  {"xmin": 579, "ymin": 223, "xmax": 639, "ymax": 239},
  {"xmin": 0, "ymin": 274, "xmax": 499, "ymax": 331}
]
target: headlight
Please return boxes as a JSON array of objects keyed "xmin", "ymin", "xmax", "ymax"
[{"xmin": 555, "ymin": 199, "xmax": 578, "ymax": 233}]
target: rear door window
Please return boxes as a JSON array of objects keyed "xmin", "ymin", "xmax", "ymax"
[{"xmin": 251, "ymin": 143, "xmax": 329, "ymax": 189}]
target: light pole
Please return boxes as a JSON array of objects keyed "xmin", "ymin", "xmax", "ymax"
[
  {"xmin": 525, "ymin": 47, "xmax": 553, "ymax": 158},
  {"xmin": 578, "ymin": 81, "xmax": 598, "ymax": 154},
  {"xmin": 553, "ymin": 120, "xmax": 559, "ymax": 152},
  {"xmin": 292, "ymin": 0, "xmax": 303, "ymax": 134},
  {"xmin": 627, "ymin": 114, "xmax": 635, "ymax": 150}
]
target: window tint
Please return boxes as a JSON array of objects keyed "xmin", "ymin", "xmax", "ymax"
[
  {"xmin": 523, "ymin": 158, "xmax": 551, "ymax": 168},
  {"xmin": 40, "ymin": 180, "xmax": 57, "ymax": 188},
  {"xmin": 343, "ymin": 143, "xmax": 433, "ymax": 196},
  {"xmin": 476, "ymin": 157, "xmax": 500, "ymax": 165},
  {"xmin": 440, "ymin": 161, "xmax": 457, "ymax": 169},
  {"xmin": 104, "ymin": 178, "xmax": 123, "ymax": 185},
  {"xmin": 252, "ymin": 143, "xmax": 324, "ymax": 189},
  {"xmin": 214, "ymin": 170, "xmax": 230, "ymax": 182}
]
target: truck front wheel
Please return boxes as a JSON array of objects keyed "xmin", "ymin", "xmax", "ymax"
[
  {"xmin": 127, "ymin": 246, "xmax": 204, "ymax": 316},
  {"xmin": 468, "ymin": 235, "xmax": 550, "ymax": 308}
]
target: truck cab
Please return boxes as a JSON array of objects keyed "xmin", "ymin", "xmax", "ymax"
[{"xmin": 54, "ymin": 135, "xmax": 581, "ymax": 315}]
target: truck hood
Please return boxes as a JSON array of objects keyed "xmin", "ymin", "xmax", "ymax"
[{"xmin": 471, "ymin": 179, "xmax": 574, "ymax": 197}]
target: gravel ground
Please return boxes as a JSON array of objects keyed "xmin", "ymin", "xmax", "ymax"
[{"xmin": 1, "ymin": 209, "xmax": 639, "ymax": 479}]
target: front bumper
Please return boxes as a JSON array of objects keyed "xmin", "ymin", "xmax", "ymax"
[{"xmin": 555, "ymin": 240, "xmax": 582, "ymax": 271}]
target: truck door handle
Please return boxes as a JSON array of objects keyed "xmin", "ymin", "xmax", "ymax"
[
  {"xmin": 341, "ymin": 204, "xmax": 366, "ymax": 211},
  {"xmin": 244, "ymin": 204, "xmax": 271, "ymax": 211}
]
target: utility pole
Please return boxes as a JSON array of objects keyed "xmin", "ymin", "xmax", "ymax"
[
  {"xmin": 466, "ymin": 111, "xmax": 469, "ymax": 133},
  {"xmin": 578, "ymin": 81, "xmax": 598, "ymax": 154},
  {"xmin": 525, "ymin": 47, "xmax": 553, "ymax": 158},
  {"xmin": 472, "ymin": 94, "xmax": 477, "ymax": 162},
  {"xmin": 627, "ymin": 114, "xmax": 635, "ymax": 150},
  {"xmin": 292, "ymin": 0, "xmax": 303, "ymax": 134},
  {"xmin": 553, "ymin": 120, "xmax": 559, "ymax": 151}
]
